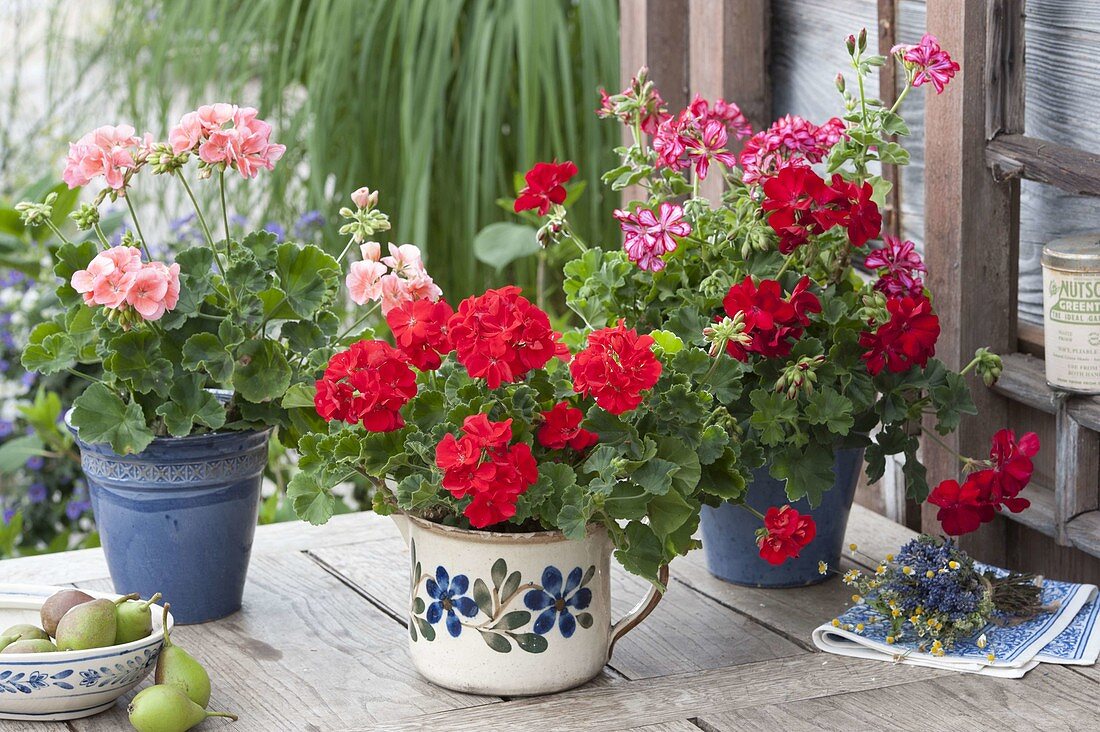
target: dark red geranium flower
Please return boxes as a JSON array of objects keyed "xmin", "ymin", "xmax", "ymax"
[
  {"xmin": 571, "ymin": 321, "xmax": 662, "ymax": 415},
  {"xmin": 314, "ymin": 340, "xmax": 417, "ymax": 432},
  {"xmin": 757, "ymin": 505, "xmax": 816, "ymax": 565},
  {"xmin": 721, "ymin": 276, "xmax": 821, "ymax": 360},
  {"xmin": 513, "ymin": 160, "xmax": 578, "ymax": 216},
  {"xmin": 858, "ymin": 294, "xmax": 940, "ymax": 375},
  {"xmin": 448, "ymin": 286, "xmax": 567, "ymax": 389},
  {"xmin": 865, "ymin": 236, "xmax": 926, "ymax": 298},
  {"xmin": 537, "ymin": 402, "xmax": 599, "ymax": 452},
  {"xmin": 386, "ymin": 298, "xmax": 454, "ymax": 371},
  {"xmin": 928, "ymin": 478, "xmax": 989, "ymax": 536},
  {"xmin": 828, "ymin": 174, "xmax": 882, "ymax": 248},
  {"xmin": 988, "ymin": 428, "xmax": 1039, "ymax": 508},
  {"xmin": 761, "ymin": 164, "xmax": 833, "ymax": 254},
  {"xmin": 435, "ymin": 414, "xmax": 538, "ymax": 528}
]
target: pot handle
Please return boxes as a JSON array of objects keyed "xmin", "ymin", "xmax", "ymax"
[{"xmin": 607, "ymin": 564, "xmax": 669, "ymax": 659}]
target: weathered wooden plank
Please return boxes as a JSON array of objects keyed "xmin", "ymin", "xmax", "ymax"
[
  {"xmin": 991, "ymin": 352, "xmax": 1100, "ymax": 431},
  {"xmin": 620, "ymin": 0, "xmax": 690, "ymax": 110},
  {"xmin": 68, "ymin": 551, "xmax": 492, "ymax": 731},
  {"xmin": 985, "ymin": 0, "xmax": 1026, "ymax": 140},
  {"xmin": 1055, "ymin": 401, "xmax": 1100, "ymax": 545},
  {"xmin": 0, "ymin": 512, "xmax": 387, "ymax": 586},
  {"xmin": 308, "ymin": 522, "xmax": 803, "ymax": 681},
  {"xmin": 921, "ymin": 0, "xmax": 1019, "ymax": 565},
  {"xmin": 987, "ymin": 134, "xmax": 1100, "ymax": 197},
  {"xmin": 347, "ymin": 654, "xmax": 947, "ymax": 732},
  {"xmin": 1066, "ymin": 510, "xmax": 1100, "ymax": 559},
  {"xmin": 624, "ymin": 723, "xmax": 703, "ymax": 732},
  {"xmin": 878, "ymin": 0, "xmax": 902, "ymax": 238},
  {"xmin": 695, "ymin": 664, "xmax": 1100, "ymax": 732}
]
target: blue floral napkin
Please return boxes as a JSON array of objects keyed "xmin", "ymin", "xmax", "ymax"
[{"xmin": 811, "ymin": 566, "xmax": 1099, "ymax": 678}]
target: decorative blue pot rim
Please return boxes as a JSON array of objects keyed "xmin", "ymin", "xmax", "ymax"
[
  {"xmin": 63, "ymin": 404, "xmax": 273, "ymax": 455},
  {"xmin": 401, "ymin": 513, "xmax": 605, "ymax": 544}
]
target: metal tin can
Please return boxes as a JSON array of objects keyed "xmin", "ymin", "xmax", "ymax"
[{"xmin": 1042, "ymin": 233, "xmax": 1100, "ymax": 393}]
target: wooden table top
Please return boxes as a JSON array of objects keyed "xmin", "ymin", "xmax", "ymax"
[{"xmin": 2, "ymin": 505, "xmax": 1096, "ymax": 731}]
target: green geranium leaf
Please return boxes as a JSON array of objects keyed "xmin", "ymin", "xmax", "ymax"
[
  {"xmin": 282, "ymin": 320, "xmax": 327, "ymax": 355},
  {"xmin": 287, "ymin": 471, "xmax": 337, "ymax": 526},
  {"xmin": 582, "ymin": 408, "xmax": 638, "ymax": 446},
  {"xmin": 274, "ymin": 242, "xmax": 340, "ymax": 318},
  {"xmin": 614, "ymin": 521, "xmax": 664, "ymax": 584},
  {"xmin": 697, "ymin": 424, "xmax": 728, "ymax": 465},
  {"xmin": 70, "ymin": 383, "xmax": 155, "ymax": 455},
  {"xmin": 104, "ymin": 330, "xmax": 172, "ymax": 397},
  {"xmin": 172, "ymin": 246, "xmax": 216, "ymax": 315},
  {"xmin": 649, "ymin": 330, "xmax": 684, "ymax": 354},
  {"xmin": 647, "ymin": 490, "xmax": 696, "ymax": 540},
  {"xmin": 805, "ymin": 388, "xmax": 855, "ymax": 436},
  {"xmin": 630, "ymin": 457, "xmax": 678, "ymax": 495},
  {"xmin": 473, "ymin": 222, "xmax": 540, "ymax": 272},
  {"xmin": 749, "ymin": 389, "xmax": 798, "ymax": 446},
  {"xmin": 155, "ymin": 374, "xmax": 227, "ymax": 437},
  {"xmin": 655, "ymin": 436, "xmax": 700, "ymax": 493},
  {"xmin": 699, "ymin": 447, "xmax": 747, "ymax": 501},
  {"xmin": 232, "ymin": 339, "xmax": 292, "ymax": 402},
  {"xmin": 182, "ymin": 333, "xmax": 234, "ymax": 384},
  {"xmin": 22, "ymin": 324, "xmax": 77, "ymax": 374},
  {"xmin": 0, "ymin": 434, "xmax": 45, "ymax": 473},
  {"xmin": 281, "ymin": 382, "xmax": 317, "ymax": 409},
  {"xmin": 769, "ymin": 443, "xmax": 836, "ymax": 507}
]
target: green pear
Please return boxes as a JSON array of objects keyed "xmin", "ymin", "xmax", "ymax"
[
  {"xmin": 40, "ymin": 589, "xmax": 95, "ymax": 637},
  {"xmin": 116, "ymin": 593, "xmax": 163, "ymax": 644},
  {"xmin": 127, "ymin": 685, "xmax": 237, "ymax": 732},
  {"xmin": 155, "ymin": 604, "xmax": 211, "ymax": 707},
  {"xmin": 0, "ymin": 635, "xmax": 18, "ymax": 652},
  {"xmin": 0, "ymin": 623, "xmax": 49, "ymax": 642},
  {"xmin": 1, "ymin": 639, "xmax": 57, "ymax": 654},
  {"xmin": 55, "ymin": 597, "xmax": 126, "ymax": 651}
]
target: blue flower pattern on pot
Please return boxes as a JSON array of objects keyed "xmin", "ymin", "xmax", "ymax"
[
  {"xmin": 408, "ymin": 539, "xmax": 597, "ymax": 654},
  {"xmin": 425, "ymin": 566, "xmax": 479, "ymax": 638},
  {"xmin": 525, "ymin": 567, "xmax": 593, "ymax": 638}
]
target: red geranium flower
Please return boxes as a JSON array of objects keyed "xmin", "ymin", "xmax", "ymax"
[
  {"xmin": 858, "ymin": 294, "xmax": 940, "ymax": 375},
  {"xmin": 865, "ymin": 236, "xmax": 926, "ymax": 298},
  {"xmin": 386, "ymin": 298, "xmax": 454, "ymax": 371},
  {"xmin": 757, "ymin": 505, "xmax": 816, "ymax": 565},
  {"xmin": 828, "ymin": 174, "xmax": 882, "ymax": 248},
  {"xmin": 448, "ymin": 286, "xmax": 567, "ymax": 389},
  {"xmin": 928, "ymin": 478, "xmax": 989, "ymax": 536},
  {"xmin": 988, "ymin": 428, "xmax": 1039, "ymax": 509},
  {"xmin": 537, "ymin": 402, "xmax": 599, "ymax": 451},
  {"xmin": 435, "ymin": 414, "xmax": 538, "ymax": 528},
  {"xmin": 761, "ymin": 164, "xmax": 833, "ymax": 254},
  {"xmin": 571, "ymin": 321, "xmax": 662, "ymax": 415},
  {"xmin": 721, "ymin": 276, "xmax": 821, "ymax": 360},
  {"xmin": 513, "ymin": 160, "xmax": 578, "ymax": 216},
  {"xmin": 314, "ymin": 340, "xmax": 417, "ymax": 432}
]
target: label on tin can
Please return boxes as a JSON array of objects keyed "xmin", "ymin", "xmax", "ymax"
[{"xmin": 1043, "ymin": 266, "xmax": 1100, "ymax": 392}]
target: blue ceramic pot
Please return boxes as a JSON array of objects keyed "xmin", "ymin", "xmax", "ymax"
[
  {"xmin": 68, "ymin": 416, "xmax": 271, "ymax": 624},
  {"xmin": 700, "ymin": 447, "xmax": 864, "ymax": 588}
]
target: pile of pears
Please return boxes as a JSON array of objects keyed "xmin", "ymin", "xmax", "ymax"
[
  {"xmin": 0, "ymin": 591, "xmax": 237, "ymax": 731},
  {"xmin": 0, "ymin": 588, "xmax": 162, "ymax": 654}
]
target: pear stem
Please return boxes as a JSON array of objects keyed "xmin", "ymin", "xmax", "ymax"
[
  {"xmin": 161, "ymin": 603, "xmax": 173, "ymax": 647},
  {"xmin": 114, "ymin": 593, "xmax": 141, "ymax": 606},
  {"xmin": 139, "ymin": 592, "xmax": 163, "ymax": 611},
  {"xmin": 207, "ymin": 711, "xmax": 239, "ymax": 722}
]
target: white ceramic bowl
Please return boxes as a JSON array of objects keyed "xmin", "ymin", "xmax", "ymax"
[{"xmin": 0, "ymin": 584, "xmax": 170, "ymax": 721}]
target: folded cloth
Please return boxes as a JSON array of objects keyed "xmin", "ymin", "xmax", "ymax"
[{"xmin": 811, "ymin": 566, "xmax": 1099, "ymax": 678}]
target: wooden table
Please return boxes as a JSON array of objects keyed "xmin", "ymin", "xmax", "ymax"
[{"xmin": 2, "ymin": 506, "xmax": 1097, "ymax": 731}]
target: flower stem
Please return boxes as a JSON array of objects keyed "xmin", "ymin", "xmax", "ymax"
[
  {"xmin": 959, "ymin": 354, "xmax": 982, "ymax": 376},
  {"xmin": 337, "ymin": 238, "xmax": 357, "ymax": 262},
  {"xmin": 91, "ymin": 223, "xmax": 112, "ymax": 249},
  {"xmin": 176, "ymin": 170, "xmax": 234, "ymax": 303},
  {"xmin": 124, "ymin": 194, "xmax": 154, "ymax": 260},
  {"xmin": 738, "ymin": 503, "xmax": 766, "ymax": 522},
  {"xmin": 42, "ymin": 220, "xmax": 74, "ymax": 247},
  {"xmin": 337, "ymin": 302, "xmax": 381, "ymax": 340},
  {"xmin": 219, "ymin": 171, "xmax": 232, "ymax": 254},
  {"xmin": 919, "ymin": 426, "xmax": 970, "ymax": 465}
]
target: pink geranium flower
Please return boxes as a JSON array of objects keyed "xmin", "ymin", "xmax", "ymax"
[
  {"xmin": 739, "ymin": 115, "xmax": 846, "ymax": 185},
  {"xmin": 62, "ymin": 125, "xmax": 150, "ymax": 191},
  {"xmin": 894, "ymin": 34, "xmax": 960, "ymax": 94},
  {"xmin": 346, "ymin": 259, "xmax": 389, "ymax": 305},
  {"xmin": 171, "ymin": 104, "xmax": 286, "ymax": 178},
  {"xmin": 865, "ymin": 235, "xmax": 926, "ymax": 298},
  {"xmin": 686, "ymin": 119, "xmax": 738, "ymax": 180},
  {"xmin": 126, "ymin": 265, "xmax": 170, "ymax": 320},
  {"xmin": 615, "ymin": 202, "xmax": 691, "ymax": 272}
]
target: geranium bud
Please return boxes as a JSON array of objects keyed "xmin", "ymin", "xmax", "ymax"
[
  {"xmin": 857, "ymin": 28, "xmax": 867, "ymax": 52},
  {"xmin": 835, "ymin": 74, "xmax": 846, "ymax": 93},
  {"xmin": 846, "ymin": 34, "xmax": 857, "ymax": 55}
]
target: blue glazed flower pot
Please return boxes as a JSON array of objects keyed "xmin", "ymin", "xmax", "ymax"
[
  {"xmin": 67, "ymin": 415, "xmax": 271, "ymax": 624},
  {"xmin": 700, "ymin": 447, "xmax": 865, "ymax": 588}
]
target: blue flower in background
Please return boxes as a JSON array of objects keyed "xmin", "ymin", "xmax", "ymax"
[
  {"xmin": 2, "ymin": 508, "xmax": 15, "ymax": 525},
  {"xmin": 263, "ymin": 222, "xmax": 286, "ymax": 243},
  {"xmin": 525, "ymin": 566, "xmax": 592, "ymax": 638},
  {"xmin": 25, "ymin": 455, "xmax": 44, "ymax": 471},
  {"xmin": 229, "ymin": 213, "xmax": 248, "ymax": 228},
  {"xmin": 0, "ymin": 358, "xmax": 9, "ymax": 373},
  {"xmin": 28, "ymin": 483, "xmax": 47, "ymax": 504},
  {"xmin": 0, "ymin": 421, "xmax": 13, "ymax": 439},
  {"xmin": 293, "ymin": 210, "xmax": 325, "ymax": 238},
  {"xmin": 21, "ymin": 372, "xmax": 36, "ymax": 389},
  {"xmin": 65, "ymin": 500, "xmax": 90, "ymax": 521},
  {"xmin": 425, "ymin": 566, "xmax": 478, "ymax": 637},
  {"xmin": 2, "ymin": 332, "xmax": 16, "ymax": 349}
]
